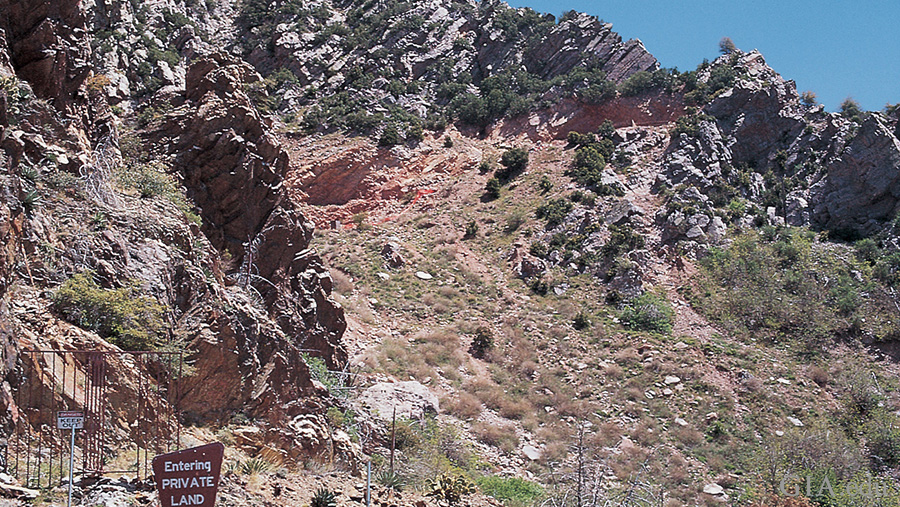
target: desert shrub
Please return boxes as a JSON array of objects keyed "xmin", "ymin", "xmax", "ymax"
[
  {"xmin": 602, "ymin": 224, "xmax": 644, "ymax": 258},
  {"xmin": 873, "ymin": 251, "xmax": 900, "ymax": 287},
  {"xmin": 695, "ymin": 228, "xmax": 900, "ymax": 345},
  {"xmin": 619, "ymin": 293, "xmax": 674, "ymax": 334},
  {"xmin": 529, "ymin": 242, "xmax": 548, "ymax": 258},
  {"xmin": 485, "ymin": 178, "xmax": 501, "ymax": 199},
  {"xmin": 597, "ymin": 119, "xmax": 615, "ymax": 140},
  {"xmin": 840, "ymin": 97, "xmax": 864, "ymax": 123},
  {"xmin": 53, "ymin": 271, "xmax": 165, "ymax": 350},
  {"xmin": 671, "ymin": 111, "xmax": 715, "ymax": 138},
  {"xmin": 567, "ymin": 131, "xmax": 595, "ymax": 146},
  {"xmin": 573, "ymin": 311, "xmax": 591, "ymax": 330},
  {"xmin": 618, "ymin": 69, "xmax": 677, "ymax": 97},
  {"xmin": 464, "ymin": 220, "xmax": 479, "ymax": 239},
  {"xmin": 469, "ymin": 326, "xmax": 493, "ymax": 359},
  {"xmin": 407, "ymin": 122, "xmax": 425, "ymax": 142},
  {"xmin": 535, "ymin": 198, "xmax": 573, "ymax": 227},
  {"xmin": 476, "ymin": 476, "xmax": 544, "ymax": 507},
  {"xmin": 379, "ymin": 124, "xmax": 401, "ymax": 146},
  {"xmin": 302, "ymin": 353, "xmax": 346, "ymax": 398},
  {"xmin": 472, "ymin": 422, "xmax": 519, "ymax": 453},
  {"xmin": 707, "ymin": 65, "xmax": 736, "ymax": 94},
  {"xmin": 538, "ymin": 175, "xmax": 553, "ymax": 193},
  {"xmin": 718, "ymin": 36, "xmax": 737, "ymax": 54},
  {"xmin": 800, "ymin": 91, "xmax": 818, "ymax": 108},
  {"xmin": 497, "ymin": 148, "xmax": 529, "ymax": 180}
]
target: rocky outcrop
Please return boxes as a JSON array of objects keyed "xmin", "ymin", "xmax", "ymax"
[
  {"xmin": 520, "ymin": 13, "xmax": 656, "ymax": 83},
  {"xmin": 0, "ymin": 0, "xmax": 91, "ymax": 112},
  {"xmin": 807, "ymin": 115, "xmax": 900, "ymax": 235},
  {"xmin": 657, "ymin": 51, "xmax": 900, "ymax": 238},
  {"xmin": 153, "ymin": 54, "xmax": 346, "ymax": 368},
  {"xmin": 243, "ymin": 0, "xmax": 657, "ymax": 126}
]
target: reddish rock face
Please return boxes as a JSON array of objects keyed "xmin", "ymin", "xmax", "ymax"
[
  {"xmin": 0, "ymin": 0, "xmax": 92, "ymax": 111},
  {"xmin": 153, "ymin": 53, "xmax": 346, "ymax": 374}
]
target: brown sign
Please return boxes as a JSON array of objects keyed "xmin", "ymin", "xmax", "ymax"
[{"xmin": 152, "ymin": 443, "xmax": 224, "ymax": 507}]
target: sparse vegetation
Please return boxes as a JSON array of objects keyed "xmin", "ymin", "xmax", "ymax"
[{"xmin": 53, "ymin": 271, "xmax": 165, "ymax": 350}]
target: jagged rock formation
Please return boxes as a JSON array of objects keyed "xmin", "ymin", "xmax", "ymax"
[
  {"xmin": 0, "ymin": 0, "xmax": 91, "ymax": 112},
  {"xmin": 657, "ymin": 50, "xmax": 900, "ymax": 241},
  {"xmin": 150, "ymin": 53, "xmax": 346, "ymax": 368},
  {"xmin": 0, "ymin": 0, "xmax": 348, "ymax": 460}
]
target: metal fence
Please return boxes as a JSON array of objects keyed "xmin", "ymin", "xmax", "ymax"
[{"xmin": 4, "ymin": 350, "xmax": 182, "ymax": 489}]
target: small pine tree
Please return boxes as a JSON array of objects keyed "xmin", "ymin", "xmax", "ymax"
[
  {"xmin": 840, "ymin": 97, "xmax": 863, "ymax": 123},
  {"xmin": 497, "ymin": 148, "xmax": 529, "ymax": 180},
  {"xmin": 718, "ymin": 37, "xmax": 737, "ymax": 55},
  {"xmin": 800, "ymin": 91, "xmax": 818, "ymax": 108},
  {"xmin": 379, "ymin": 125, "xmax": 400, "ymax": 146},
  {"xmin": 597, "ymin": 119, "xmax": 615, "ymax": 140}
]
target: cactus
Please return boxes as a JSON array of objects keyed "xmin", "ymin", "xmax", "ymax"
[{"xmin": 425, "ymin": 474, "xmax": 475, "ymax": 505}]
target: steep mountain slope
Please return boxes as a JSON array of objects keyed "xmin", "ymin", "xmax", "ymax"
[{"xmin": 0, "ymin": 0, "xmax": 899, "ymax": 506}]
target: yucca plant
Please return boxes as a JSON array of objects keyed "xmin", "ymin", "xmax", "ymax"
[
  {"xmin": 239, "ymin": 457, "xmax": 271, "ymax": 475},
  {"xmin": 311, "ymin": 487, "xmax": 337, "ymax": 507}
]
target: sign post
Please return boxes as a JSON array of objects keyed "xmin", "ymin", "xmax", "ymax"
[
  {"xmin": 152, "ymin": 443, "xmax": 224, "ymax": 507},
  {"xmin": 56, "ymin": 411, "xmax": 84, "ymax": 507}
]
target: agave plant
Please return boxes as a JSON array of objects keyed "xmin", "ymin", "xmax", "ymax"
[
  {"xmin": 311, "ymin": 487, "xmax": 337, "ymax": 507},
  {"xmin": 376, "ymin": 470, "xmax": 405, "ymax": 492}
]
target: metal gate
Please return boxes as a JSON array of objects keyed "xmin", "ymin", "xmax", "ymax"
[{"xmin": 4, "ymin": 350, "xmax": 182, "ymax": 489}]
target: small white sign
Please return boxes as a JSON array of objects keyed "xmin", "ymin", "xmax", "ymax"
[{"xmin": 57, "ymin": 411, "xmax": 84, "ymax": 430}]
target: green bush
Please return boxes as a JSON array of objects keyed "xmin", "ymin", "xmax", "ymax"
[
  {"xmin": 573, "ymin": 311, "xmax": 591, "ymax": 330},
  {"xmin": 464, "ymin": 220, "xmax": 479, "ymax": 239},
  {"xmin": 707, "ymin": 65, "xmax": 735, "ymax": 95},
  {"xmin": 469, "ymin": 326, "xmax": 493, "ymax": 359},
  {"xmin": 379, "ymin": 125, "xmax": 401, "ymax": 146},
  {"xmin": 597, "ymin": 119, "xmax": 615, "ymax": 140},
  {"xmin": 670, "ymin": 111, "xmax": 715, "ymax": 138},
  {"xmin": 538, "ymin": 176, "xmax": 553, "ymax": 193},
  {"xmin": 694, "ymin": 228, "xmax": 900, "ymax": 345},
  {"xmin": 476, "ymin": 476, "xmax": 544, "ymax": 507},
  {"xmin": 535, "ymin": 198, "xmax": 573, "ymax": 227},
  {"xmin": 53, "ymin": 272, "xmax": 165, "ymax": 350},
  {"xmin": 619, "ymin": 292, "xmax": 675, "ymax": 334},
  {"xmin": 485, "ymin": 178, "xmax": 501, "ymax": 199},
  {"xmin": 497, "ymin": 148, "xmax": 529, "ymax": 180},
  {"xmin": 873, "ymin": 252, "xmax": 900, "ymax": 287}
]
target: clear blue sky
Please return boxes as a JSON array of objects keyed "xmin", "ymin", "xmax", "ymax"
[{"xmin": 507, "ymin": 0, "xmax": 899, "ymax": 112}]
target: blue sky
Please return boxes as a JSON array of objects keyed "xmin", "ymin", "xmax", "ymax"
[{"xmin": 507, "ymin": 0, "xmax": 899, "ymax": 112}]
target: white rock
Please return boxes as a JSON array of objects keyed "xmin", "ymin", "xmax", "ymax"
[
  {"xmin": 775, "ymin": 430, "xmax": 785, "ymax": 436},
  {"xmin": 787, "ymin": 416, "xmax": 803, "ymax": 427},
  {"xmin": 776, "ymin": 378, "xmax": 791, "ymax": 385},
  {"xmin": 522, "ymin": 445, "xmax": 542, "ymax": 461},
  {"xmin": 674, "ymin": 418, "xmax": 688, "ymax": 427},
  {"xmin": 664, "ymin": 375, "xmax": 681, "ymax": 385},
  {"xmin": 415, "ymin": 271, "xmax": 433, "ymax": 280},
  {"xmin": 703, "ymin": 483, "xmax": 724, "ymax": 495},
  {"xmin": 377, "ymin": 272, "xmax": 390, "ymax": 280}
]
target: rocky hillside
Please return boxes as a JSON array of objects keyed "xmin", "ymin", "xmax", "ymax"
[
  {"xmin": 0, "ymin": 0, "xmax": 350, "ymax": 473},
  {"xmin": 1, "ymin": 0, "xmax": 900, "ymax": 506}
]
